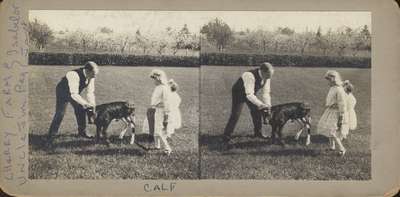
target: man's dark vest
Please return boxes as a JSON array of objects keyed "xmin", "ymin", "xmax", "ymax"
[
  {"xmin": 57, "ymin": 68, "xmax": 88, "ymax": 97},
  {"xmin": 232, "ymin": 68, "xmax": 264, "ymax": 100}
]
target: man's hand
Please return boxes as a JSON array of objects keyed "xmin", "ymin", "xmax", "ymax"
[
  {"xmin": 258, "ymin": 103, "xmax": 270, "ymax": 110},
  {"xmin": 83, "ymin": 103, "xmax": 94, "ymax": 109}
]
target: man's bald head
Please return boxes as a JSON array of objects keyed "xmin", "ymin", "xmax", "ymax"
[
  {"xmin": 259, "ymin": 62, "xmax": 274, "ymax": 79},
  {"xmin": 84, "ymin": 61, "xmax": 99, "ymax": 78}
]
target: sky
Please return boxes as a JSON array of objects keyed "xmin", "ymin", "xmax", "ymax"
[{"xmin": 29, "ymin": 11, "xmax": 371, "ymax": 35}]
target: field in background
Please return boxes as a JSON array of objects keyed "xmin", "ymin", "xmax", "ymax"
[
  {"xmin": 200, "ymin": 66, "xmax": 371, "ymax": 180},
  {"xmin": 29, "ymin": 66, "xmax": 199, "ymax": 179}
]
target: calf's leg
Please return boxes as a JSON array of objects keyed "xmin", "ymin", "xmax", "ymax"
[{"xmin": 119, "ymin": 118, "xmax": 129, "ymax": 139}]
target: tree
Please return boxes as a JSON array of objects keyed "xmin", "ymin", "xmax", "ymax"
[
  {"xmin": 254, "ymin": 29, "xmax": 272, "ymax": 53},
  {"xmin": 277, "ymin": 27, "xmax": 295, "ymax": 36},
  {"xmin": 358, "ymin": 25, "xmax": 371, "ymax": 51},
  {"xmin": 154, "ymin": 30, "xmax": 169, "ymax": 55},
  {"xmin": 311, "ymin": 26, "xmax": 329, "ymax": 55},
  {"xmin": 29, "ymin": 19, "xmax": 54, "ymax": 50},
  {"xmin": 99, "ymin": 26, "xmax": 113, "ymax": 34},
  {"xmin": 200, "ymin": 18, "xmax": 233, "ymax": 52},
  {"xmin": 335, "ymin": 31, "xmax": 350, "ymax": 56},
  {"xmin": 164, "ymin": 27, "xmax": 180, "ymax": 55},
  {"xmin": 349, "ymin": 26, "xmax": 371, "ymax": 56},
  {"xmin": 77, "ymin": 31, "xmax": 92, "ymax": 53},
  {"xmin": 244, "ymin": 31, "xmax": 258, "ymax": 49},
  {"xmin": 135, "ymin": 29, "xmax": 153, "ymax": 55},
  {"xmin": 64, "ymin": 31, "xmax": 79, "ymax": 50},
  {"xmin": 294, "ymin": 31, "xmax": 313, "ymax": 55},
  {"xmin": 177, "ymin": 24, "xmax": 192, "ymax": 55},
  {"xmin": 115, "ymin": 33, "xmax": 132, "ymax": 54}
]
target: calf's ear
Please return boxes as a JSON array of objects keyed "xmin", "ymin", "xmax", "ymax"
[{"xmin": 301, "ymin": 102, "xmax": 311, "ymax": 110}]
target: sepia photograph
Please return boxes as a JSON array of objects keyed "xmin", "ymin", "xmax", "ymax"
[
  {"xmin": 1, "ymin": 0, "xmax": 400, "ymax": 196},
  {"xmin": 28, "ymin": 10, "xmax": 200, "ymax": 179},
  {"xmin": 199, "ymin": 11, "xmax": 371, "ymax": 180}
]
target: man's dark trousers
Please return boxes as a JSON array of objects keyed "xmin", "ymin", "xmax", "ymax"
[
  {"xmin": 223, "ymin": 89, "xmax": 263, "ymax": 138},
  {"xmin": 47, "ymin": 75, "xmax": 87, "ymax": 142}
]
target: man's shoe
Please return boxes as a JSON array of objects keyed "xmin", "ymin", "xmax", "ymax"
[
  {"xmin": 277, "ymin": 139, "xmax": 286, "ymax": 148},
  {"xmin": 78, "ymin": 131, "xmax": 94, "ymax": 139},
  {"xmin": 44, "ymin": 140, "xmax": 54, "ymax": 150},
  {"xmin": 222, "ymin": 135, "xmax": 231, "ymax": 143},
  {"xmin": 254, "ymin": 133, "xmax": 268, "ymax": 139}
]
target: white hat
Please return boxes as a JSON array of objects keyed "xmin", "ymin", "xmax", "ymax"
[{"xmin": 149, "ymin": 69, "xmax": 168, "ymax": 84}]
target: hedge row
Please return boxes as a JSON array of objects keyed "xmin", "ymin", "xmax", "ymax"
[
  {"xmin": 29, "ymin": 52, "xmax": 371, "ymax": 68},
  {"xmin": 29, "ymin": 52, "xmax": 200, "ymax": 67},
  {"xmin": 200, "ymin": 53, "xmax": 371, "ymax": 68}
]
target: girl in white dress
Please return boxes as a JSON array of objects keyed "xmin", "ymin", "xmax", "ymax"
[
  {"xmin": 341, "ymin": 80, "xmax": 357, "ymax": 139},
  {"xmin": 142, "ymin": 69, "xmax": 172, "ymax": 155},
  {"xmin": 166, "ymin": 79, "xmax": 182, "ymax": 138},
  {"xmin": 317, "ymin": 70, "xmax": 348, "ymax": 156}
]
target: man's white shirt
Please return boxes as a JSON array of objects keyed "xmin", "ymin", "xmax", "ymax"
[
  {"xmin": 65, "ymin": 70, "xmax": 96, "ymax": 106},
  {"xmin": 241, "ymin": 69, "xmax": 271, "ymax": 108}
]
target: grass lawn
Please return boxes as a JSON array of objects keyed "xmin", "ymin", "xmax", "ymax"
[
  {"xmin": 29, "ymin": 66, "xmax": 199, "ymax": 179},
  {"xmin": 29, "ymin": 65, "xmax": 371, "ymax": 180},
  {"xmin": 200, "ymin": 66, "xmax": 371, "ymax": 180}
]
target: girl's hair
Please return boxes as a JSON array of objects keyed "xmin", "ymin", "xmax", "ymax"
[
  {"xmin": 149, "ymin": 69, "xmax": 168, "ymax": 84},
  {"xmin": 343, "ymin": 80, "xmax": 354, "ymax": 93},
  {"xmin": 324, "ymin": 70, "xmax": 343, "ymax": 86},
  {"xmin": 168, "ymin": 79, "xmax": 178, "ymax": 92}
]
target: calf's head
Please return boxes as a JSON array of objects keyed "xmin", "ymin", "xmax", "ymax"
[
  {"xmin": 86, "ymin": 107, "xmax": 97, "ymax": 124},
  {"xmin": 299, "ymin": 103, "xmax": 312, "ymax": 124},
  {"xmin": 260, "ymin": 107, "xmax": 272, "ymax": 125},
  {"xmin": 125, "ymin": 102, "xmax": 136, "ymax": 125}
]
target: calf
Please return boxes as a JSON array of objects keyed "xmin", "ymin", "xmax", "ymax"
[
  {"xmin": 86, "ymin": 101, "xmax": 136, "ymax": 145},
  {"xmin": 261, "ymin": 102, "xmax": 311, "ymax": 146}
]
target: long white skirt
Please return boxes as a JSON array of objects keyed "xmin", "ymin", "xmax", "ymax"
[
  {"xmin": 142, "ymin": 107, "xmax": 179, "ymax": 137},
  {"xmin": 348, "ymin": 109, "xmax": 357, "ymax": 130},
  {"xmin": 167, "ymin": 107, "xmax": 182, "ymax": 135},
  {"xmin": 317, "ymin": 107, "xmax": 348, "ymax": 138}
]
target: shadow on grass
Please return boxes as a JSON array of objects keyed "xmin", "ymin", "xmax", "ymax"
[
  {"xmin": 73, "ymin": 148, "xmax": 145, "ymax": 156},
  {"xmin": 247, "ymin": 148, "xmax": 321, "ymax": 157},
  {"xmin": 29, "ymin": 134, "xmax": 93, "ymax": 151},
  {"xmin": 29, "ymin": 133, "xmax": 155, "ymax": 151},
  {"xmin": 200, "ymin": 134, "xmax": 329, "ymax": 153}
]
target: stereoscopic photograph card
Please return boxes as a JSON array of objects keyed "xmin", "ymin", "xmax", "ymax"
[{"xmin": 0, "ymin": 0, "xmax": 399, "ymax": 196}]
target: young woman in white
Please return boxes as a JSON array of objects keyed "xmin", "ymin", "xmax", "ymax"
[
  {"xmin": 341, "ymin": 80, "xmax": 358, "ymax": 139},
  {"xmin": 142, "ymin": 69, "xmax": 172, "ymax": 155},
  {"xmin": 166, "ymin": 79, "xmax": 182, "ymax": 138},
  {"xmin": 317, "ymin": 70, "xmax": 348, "ymax": 156}
]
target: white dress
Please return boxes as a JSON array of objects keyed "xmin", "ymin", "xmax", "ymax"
[
  {"xmin": 347, "ymin": 93, "xmax": 357, "ymax": 130},
  {"xmin": 166, "ymin": 91, "xmax": 182, "ymax": 136},
  {"xmin": 142, "ymin": 84, "xmax": 172, "ymax": 137},
  {"xmin": 317, "ymin": 86, "xmax": 348, "ymax": 138},
  {"xmin": 340, "ymin": 93, "xmax": 358, "ymax": 139}
]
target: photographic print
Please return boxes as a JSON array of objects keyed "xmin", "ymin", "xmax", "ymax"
[
  {"xmin": 28, "ymin": 10, "xmax": 200, "ymax": 179},
  {"xmin": 199, "ymin": 11, "xmax": 372, "ymax": 180},
  {"xmin": 28, "ymin": 10, "xmax": 372, "ymax": 181},
  {"xmin": 2, "ymin": 0, "xmax": 400, "ymax": 196}
]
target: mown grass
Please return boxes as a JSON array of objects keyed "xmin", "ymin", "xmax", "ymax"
[
  {"xmin": 200, "ymin": 66, "xmax": 371, "ymax": 180},
  {"xmin": 29, "ymin": 65, "xmax": 371, "ymax": 180},
  {"xmin": 29, "ymin": 66, "xmax": 199, "ymax": 179}
]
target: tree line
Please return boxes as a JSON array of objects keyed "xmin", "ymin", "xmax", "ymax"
[
  {"xmin": 29, "ymin": 19, "xmax": 200, "ymax": 56},
  {"xmin": 200, "ymin": 18, "xmax": 371, "ymax": 57},
  {"xmin": 29, "ymin": 18, "xmax": 371, "ymax": 58}
]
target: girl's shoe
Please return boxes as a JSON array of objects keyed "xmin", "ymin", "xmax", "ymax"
[
  {"xmin": 164, "ymin": 149, "xmax": 172, "ymax": 156},
  {"xmin": 305, "ymin": 135, "xmax": 311, "ymax": 146}
]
